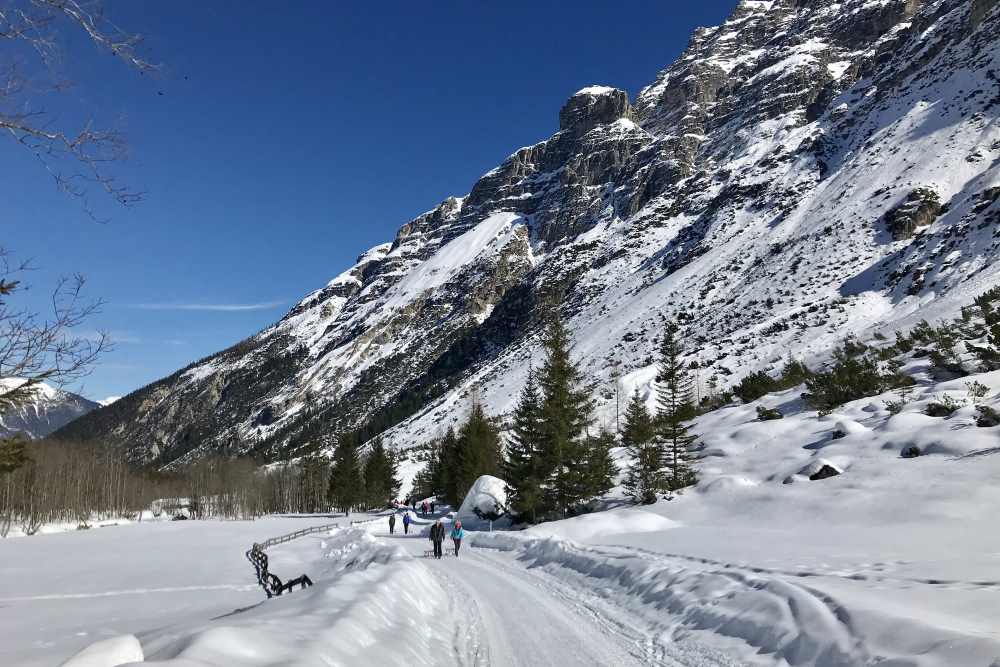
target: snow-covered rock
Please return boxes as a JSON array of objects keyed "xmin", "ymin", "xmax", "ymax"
[{"xmin": 456, "ymin": 474, "xmax": 507, "ymax": 523}]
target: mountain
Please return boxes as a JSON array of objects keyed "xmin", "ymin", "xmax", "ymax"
[
  {"xmin": 57, "ymin": 0, "xmax": 1000, "ymax": 466},
  {"xmin": 0, "ymin": 380, "xmax": 100, "ymax": 440}
]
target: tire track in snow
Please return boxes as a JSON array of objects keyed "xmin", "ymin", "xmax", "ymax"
[
  {"xmin": 407, "ymin": 536, "xmax": 646, "ymax": 667},
  {"xmin": 471, "ymin": 543, "xmax": 750, "ymax": 667}
]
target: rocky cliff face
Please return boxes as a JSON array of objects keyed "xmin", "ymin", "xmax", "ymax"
[{"xmin": 58, "ymin": 0, "xmax": 1000, "ymax": 466}]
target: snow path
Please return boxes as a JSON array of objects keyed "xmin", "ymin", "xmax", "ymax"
[
  {"xmin": 421, "ymin": 543, "xmax": 644, "ymax": 666},
  {"xmin": 380, "ymin": 518, "xmax": 748, "ymax": 667}
]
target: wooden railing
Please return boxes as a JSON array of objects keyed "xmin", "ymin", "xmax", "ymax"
[{"xmin": 253, "ymin": 522, "xmax": 340, "ymax": 551}]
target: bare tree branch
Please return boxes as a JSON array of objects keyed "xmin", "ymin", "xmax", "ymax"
[
  {"xmin": 0, "ymin": 248, "xmax": 110, "ymax": 412},
  {"xmin": 1, "ymin": 0, "xmax": 157, "ymax": 217}
]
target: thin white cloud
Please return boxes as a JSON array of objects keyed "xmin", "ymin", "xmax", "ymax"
[
  {"xmin": 78, "ymin": 330, "xmax": 141, "ymax": 344},
  {"xmin": 129, "ymin": 300, "xmax": 284, "ymax": 312}
]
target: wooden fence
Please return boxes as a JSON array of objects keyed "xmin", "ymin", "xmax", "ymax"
[{"xmin": 253, "ymin": 522, "xmax": 340, "ymax": 551}]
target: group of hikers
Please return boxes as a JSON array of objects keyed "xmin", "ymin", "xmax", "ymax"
[
  {"xmin": 386, "ymin": 502, "xmax": 465, "ymax": 558},
  {"xmin": 387, "ymin": 511, "xmax": 413, "ymax": 535}
]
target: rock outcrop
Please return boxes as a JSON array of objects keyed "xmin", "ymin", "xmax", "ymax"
[{"xmin": 57, "ymin": 0, "xmax": 1000, "ymax": 466}]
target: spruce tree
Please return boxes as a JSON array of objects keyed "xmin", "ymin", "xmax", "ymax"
[
  {"xmin": 328, "ymin": 432, "xmax": 364, "ymax": 515},
  {"xmin": 439, "ymin": 427, "xmax": 461, "ymax": 508},
  {"xmin": 447, "ymin": 400, "xmax": 502, "ymax": 507},
  {"xmin": 583, "ymin": 427, "xmax": 618, "ymax": 499},
  {"xmin": 622, "ymin": 388, "xmax": 663, "ymax": 504},
  {"xmin": 363, "ymin": 437, "xmax": 399, "ymax": 509},
  {"xmin": 537, "ymin": 312, "xmax": 595, "ymax": 517},
  {"xmin": 504, "ymin": 366, "xmax": 544, "ymax": 522},
  {"xmin": 412, "ymin": 438, "xmax": 443, "ymax": 501},
  {"xmin": 655, "ymin": 321, "xmax": 699, "ymax": 492}
]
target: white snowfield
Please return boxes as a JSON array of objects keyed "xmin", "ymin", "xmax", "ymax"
[{"xmin": 6, "ymin": 371, "xmax": 1000, "ymax": 666}]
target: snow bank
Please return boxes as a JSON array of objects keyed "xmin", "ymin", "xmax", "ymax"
[
  {"xmin": 523, "ymin": 507, "xmax": 676, "ymax": 542},
  {"xmin": 102, "ymin": 527, "xmax": 460, "ymax": 667},
  {"xmin": 60, "ymin": 635, "xmax": 142, "ymax": 667},
  {"xmin": 473, "ymin": 523, "xmax": 1000, "ymax": 667},
  {"xmin": 456, "ymin": 474, "xmax": 507, "ymax": 523}
]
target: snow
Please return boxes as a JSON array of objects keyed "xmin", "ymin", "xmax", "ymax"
[
  {"xmin": 522, "ymin": 506, "xmax": 677, "ymax": 542},
  {"xmin": 573, "ymin": 85, "xmax": 617, "ymax": 96},
  {"xmin": 381, "ymin": 211, "xmax": 526, "ymax": 311},
  {"xmin": 455, "ymin": 474, "xmax": 507, "ymax": 524},
  {"xmin": 97, "ymin": 396, "xmax": 121, "ymax": 407},
  {"xmin": 13, "ymin": 365, "xmax": 1000, "ymax": 666},
  {"xmin": 61, "ymin": 635, "xmax": 143, "ymax": 667},
  {"xmin": 826, "ymin": 61, "xmax": 851, "ymax": 79}
]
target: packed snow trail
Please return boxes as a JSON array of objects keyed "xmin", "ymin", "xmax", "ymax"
[{"xmin": 379, "ymin": 516, "xmax": 749, "ymax": 667}]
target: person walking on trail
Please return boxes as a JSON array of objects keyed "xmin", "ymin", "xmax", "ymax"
[
  {"xmin": 430, "ymin": 519, "xmax": 446, "ymax": 559},
  {"xmin": 388, "ymin": 514, "xmax": 396, "ymax": 535},
  {"xmin": 421, "ymin": 501, "xmax": 429, "ymax": 516},
  {"xmin": 451, "ymin": 520, "xmax": 465, "ymax": 557},
  {"xmin": 402, "ymin": 511, "xmax": 412, "ymax": 535},
  {"xmin": 430, "ymin": 501, "xmax": 436, "ymax": 514}
]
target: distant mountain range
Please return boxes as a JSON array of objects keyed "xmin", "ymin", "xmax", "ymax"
[
  {"xmin": 0, "ymin": 380, "xmax": 100, "ymax": 440},
  {"xmin": 57, "ymin": 0, "xmax": 1000, "ymax": 465}
]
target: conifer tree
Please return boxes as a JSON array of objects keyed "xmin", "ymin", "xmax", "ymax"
[
  {"xmin": 655, "ymin": 321, "xmax": 699, "ymax": 491},
  {"xmin": 445, "ymin": 399, "xmax": 502, "ymax": 506},
  {"xmin": 439, "ymin": 427, "xmax": 461, "ymax": 508},
  {"xmin": 328, "ymin": 432, "xmax": 364, "ymax": 515},
  {"xmin": 622, "ymin": 388, "xmax": 664, "ymax": 504},
  {"xmin": 363, "ymin": 437, "xmax": 399, "ymax": 509},
  {"xmin": 537, "ymin": 312, "xmax": 595, "ymax": 517},
  {"xmin": 412, "ymin": 438, "xmax": 444, "ymax": 501},
  {"xmin": 583, "ymin": 427, "xmax": 618, "ymax": 499},
  {"xmin": 504, "ymin": 366, "xmax": 545, "ymax": 522}
]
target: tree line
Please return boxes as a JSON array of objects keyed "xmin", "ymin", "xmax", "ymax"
[
  {"xmin": 410, "ymin": 313, "xmax": 700, "ymax": 523},
  {"xmin": 0, "ymin": 435, "xmax": 403, "ymax": 536}
]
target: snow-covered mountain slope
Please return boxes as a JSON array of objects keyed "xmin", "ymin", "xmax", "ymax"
[
  {"xmin": 0, "ymin": 380, "xmax": 99, "ymax": 440},
  {"xmin": 58, "ymin": 0, "xmax": 1000, "ymax": 465}
]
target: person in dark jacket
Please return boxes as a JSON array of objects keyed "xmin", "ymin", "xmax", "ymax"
[
  {"xmin": 429, "ymin": 519, "xmax": 446, "ymax": 559},
  {"xmin": 430, "ymin": 501, "xmax": 436, "ymax": 514},
  {"xmin": 388, "ymin": 514, "xmax": 396, "ymax": 535},
  {"xmin": 402, "ymin": 511, "xmax": 412, "ymax": 535},
  {"xmin": 450, "ymin": 520, "xmax": 465, "ymax": 557}
]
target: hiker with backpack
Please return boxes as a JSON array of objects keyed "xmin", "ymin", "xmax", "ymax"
[{"xmin": 402, "ymin": 511, "xmax": 412, "ymax": 535}]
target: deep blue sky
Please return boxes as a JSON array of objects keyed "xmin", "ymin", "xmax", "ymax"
[{"xmin": 4, "ymin": 1, "xmax": 737, "ymax": 401}]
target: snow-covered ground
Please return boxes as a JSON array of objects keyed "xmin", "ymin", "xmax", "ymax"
[{"xmin": 8, "ymin": 369, "xmax": 1000, "ymax": 666}]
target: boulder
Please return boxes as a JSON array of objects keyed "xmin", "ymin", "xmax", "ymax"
[
  {"xmin": 809, "ymin": 464, "xmax": 841, "ymax": 481},
  {"xmin": 887, "ymin": 187, "xmax": 942, "ymax": 240},
  {"xmin": 976, "ymin": 405, "xmax": 1000, "ymax": 427}
]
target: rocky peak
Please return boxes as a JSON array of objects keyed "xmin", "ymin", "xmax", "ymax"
[{"xmin": 558, "ymin": 86, "xmax": 632, "ymax": 136}]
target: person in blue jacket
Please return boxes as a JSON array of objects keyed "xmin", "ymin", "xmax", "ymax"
[
  {"xmin": 450, "ymin": 520, "xmax": 465, "ymax": 557},
  {"xmin": 402, "ymin": 511, "xmax": 412, "ymax": 535}
]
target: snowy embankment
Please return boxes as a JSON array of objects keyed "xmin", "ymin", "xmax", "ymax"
[
  {"xmin": 467, "ymin": 370, "xmax": 1000, "ymax": 666},
  {"xmin": 0, "ymin": 518, "xmax": 454, "ymax": 667}
]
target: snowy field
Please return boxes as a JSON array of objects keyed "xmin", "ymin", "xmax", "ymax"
[{"xmin": 6, "ymin": 372, "xmax": 1000, "ymax": 666}]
